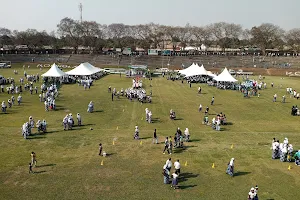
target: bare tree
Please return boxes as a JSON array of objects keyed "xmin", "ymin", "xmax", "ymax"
[
  {"xmin": 191, "ymin": 26, "xmax": 212, "ymax": 47},
  {"xmin": 57, "ymin": 17, "xmax": 83, "ymax": 53},
  {"xmin": 250, "ymin": 23, "xmax": 285, "ymax": 55},
  {"xmin": 285, "ymin": 28, "xmax": 300, "ymax": 53},
  {"xmin": 209, "ymin": 22, "xmax": 243, "ymax": 51}
]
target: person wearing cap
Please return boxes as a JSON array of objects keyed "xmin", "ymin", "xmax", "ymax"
[
  {"xmin": 293, "ymin": 150, "xmax": 300, "ymax": 166},
  {"xmin": 226, "ymin": 158, "xmax": 235, "ymax": 177},
  {"xmin": 248, "ymin": 187, "xmax": 256, "ymax": 200}
]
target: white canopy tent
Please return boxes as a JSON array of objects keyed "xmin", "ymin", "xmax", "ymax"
[
  {"xmin": 214, "ymin": 68, "xmax": 237, "ymax": 82},
  {"xmin": 206, "ymin": 71, "xmax": 217, "ymax": 78},
  {"xmin": 179, "ymin": 63, "xmax": 201, "ymax": 75},
  {"xmin": 66, "ymin": 62, "xmax": 103, "ymax": 76},
  {"xmin": 41, "ymin": 63, "xmax": 67, "ymax": 77},
  {"xmin": 184, "ymin": 64, "xmax": 208, "ymax": 77}
]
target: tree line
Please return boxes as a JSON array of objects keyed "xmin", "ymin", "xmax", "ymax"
[{"xmin": 1, "ymin": 17, "xmax": 300, "ymax": 55}]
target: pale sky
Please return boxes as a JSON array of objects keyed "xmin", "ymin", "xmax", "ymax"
[{"xmin": 0, "ymin": 0, "xmax": 298, "ymax": 32}]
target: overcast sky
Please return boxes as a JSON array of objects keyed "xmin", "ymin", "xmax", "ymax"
[{"xmin": 0, "ymin": 0, "xmax": 298, "ymax": 32}]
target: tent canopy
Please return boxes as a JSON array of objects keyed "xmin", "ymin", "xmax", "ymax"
[
  {"xmin": 41, "ymin": 63, "xmax": 67, "ymax": 77},
  {"xmin": 179, "ymin": 63, "xmax": 198, "ymax": 75},
  {"xmin": 66, "ymin": 62, "xmax": 103, "ymax": 76},
  {"xmin": 184, "ymin": 64, "xmax": 208, "ymax": 77},
  {"xmin": 214, "ymin": 67, "xmax": 237, "ymax": 82}
]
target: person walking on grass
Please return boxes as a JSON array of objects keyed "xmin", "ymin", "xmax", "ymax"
[
  {"xmin": 166, "ymin": 158, "xmax": 172, "ymax": 175},
  {"xmin": 163, "ymin": 137, "xmax": 170, "ymax": 154},
  {"xmin": 198, "ymin": 104, "xmax": 202, "ymax": 112},
  {"xmin": 31, "ymin": 152, "xmax": 37, "ymax": 167},
  {"xmin": 153, "ymin": 129, "xmax": 158, "ymax": 144},
  {"xmin": 29, "ymin": 163, "xmax": 33, "ymax": 174},
  {"xmin": 211, "ymin": 97, "xmax": 215, "ymax": 105},
  {"xmin": 171, "ymin": 171, "xmax": 179, "ymax": 189},
  {"xmin": 174, "ymin": 160, "xmax": 181, "ymax": 175},
  {"xmin": 168, "ymin": 136, "xmax": 173, "ymax": 155},
  {"xmin": 99, "ymin": 143, "xmax": 103, "ymax": 156},
  {"xmin": 273, "ymin": 94, "xmax": 277, "ymax": 102}
]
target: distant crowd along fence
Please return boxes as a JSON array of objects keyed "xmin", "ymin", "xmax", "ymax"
[
  {"xmin": 36, "ymin": 64, "xmax": 76, "ymax": 69},
  {"xmin": 286, "ymin": 71, "xmax": 300, "ymax": 77}
]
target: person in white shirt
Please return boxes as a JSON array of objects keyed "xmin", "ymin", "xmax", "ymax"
[
  {"xmin": 248, "ymin": 187, "xmax": 256, "ymax": 200},
  {"xmin": 148, "ymin": 111, "xmax": 152, "ymax": 123},
  {"xmin": 273, "ymin": 94, "xmax": 277, "ymax": 102},
  {"xmin": 198, "ymin": 104, "xmax": 202, "ymax": 112},
  {"xmin": 77, "ymin": 113, "xmax": 82, "ymax": 126},
  {"xmin": 226, "ymin": 158, "xmax": 234, "ymax": 177},
  {"xmin": 283, "ymin": 137, "xmax": 289, "ymax": 145},
  {"xmin": 17, "ymin": 94, "xmax": 22, "ymax": 105},
  {"xmin": 272, "ymin": 139, "xmax": 279, "ymax": 159},
  {"xmin": 184, "ymin": 128, "xmax": 190, "ymax": 142},
  {"xmin": 171, "ymin": 171, "xmax": 179, "ymax": 189},
  {"xmin": 165, "ymin": 158, "xmax": 172, "ymax": 175},
  {"xmin": 174, "ymin": 160, "xmax": 181, "ymax": 174}
]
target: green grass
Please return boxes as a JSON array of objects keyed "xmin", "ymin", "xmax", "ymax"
[{"xmin": 0, "ymin": 65, "xmax": 300, "ymax": 200}]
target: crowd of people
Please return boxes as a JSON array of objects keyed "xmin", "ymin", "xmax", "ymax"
[
  {"xmin": 271, "ymin": 137, "xmax": 295, "ymax": 162},
  {"xmin": 21, "ymin": 116, "xmax": 47, "ymax": 139},
  {"xmin": 62, "ymin": 113, "xmax": 82, "ymax": 130}
]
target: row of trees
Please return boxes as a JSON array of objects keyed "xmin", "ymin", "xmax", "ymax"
[{"xmin": 1, "ymin": 17, "xmax": 300, "ymax": 55}]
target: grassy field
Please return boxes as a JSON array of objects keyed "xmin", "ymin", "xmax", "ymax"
[{"xmin": 0, "ymin": 65, "xmax": 300, "ymax": 200}]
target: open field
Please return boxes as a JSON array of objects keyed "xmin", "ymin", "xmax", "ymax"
[{"xmin": 0, "ymin": 65, "xmax": 300, "ymax": 200}]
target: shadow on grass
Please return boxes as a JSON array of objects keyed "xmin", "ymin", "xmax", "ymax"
[
  {"xmin": 189, "ymin": 139, "xmax": 200, "ymax": 142},
  {"xmin": 179, "ymin": 173, "xmax": 199, "ymax": 183},
  {"xmin": 174, "ymin": 118, "xmax": 183, "ymax": 121},
  {"xmin": 179, "ymin": 184, "xmax": 197, "ymax": 189},
  {"xmin": 174, "ymin": 146, "xmax": 197, "ymax": 153},
  {"xmin": 94, "ymin": 110, "xmax": 104, "ymax": 113},
  {"xmin": 27, "ymin": 136, "xmax": 46, "ymax": 140},
  {"xmin": 225, "ymin": 122, "xmax": 234, "ymax": 125},
  {"xmin": 104, "ymin": 153, "xmax": 115, "ymax": 157},
  {"xmin": 140, "ymin": 137, "xmax": 152, "ymax": 140},
  {"xmin": 234, "ymin": 171, "xmax": 251, "ymax": 176},
  {"xmin": 37, "ymin": 164, "xmax": 56, "ymax": 168},
  {"xmin": 151, "ymin": 118, "xmax": 160, "ymax": 123},
  {"xmin": 34, "ymin": 170, "xmax": 47, "ymax": 174},
  {"xmin": 81, "ymin": 124, "xmax": 96, "ymax": 127}
]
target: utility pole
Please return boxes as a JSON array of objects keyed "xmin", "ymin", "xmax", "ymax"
[{"xmin": 79, "ymin": 3, "xmax": 83, "ymax": 23}]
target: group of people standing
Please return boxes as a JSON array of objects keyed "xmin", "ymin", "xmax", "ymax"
[
  {"xmin": 162, "ymin": 158, "xmax": 181, "ymax": 189},
  {"xmin": 271, "ymin": 137, "xmax": 295, "ymax": 162},
  {"xmin": 62, "ymin": 113, "xmax": 81, "ymax": 130}
]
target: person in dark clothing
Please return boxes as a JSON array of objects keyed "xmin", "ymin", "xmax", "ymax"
[
  {"xmin": 29, "ymin": 163, "xmax": 33, "ymax": 174},
  {"xmin": 163, "ymin": 137, "xmax": 170, "ymax": 154},
  {"xmin": 153, "ymin": 129, "xmax": 158, "ymax": 144},
  {"xmin": 99, "ymin": 143, "xmax": 103, "ymax": 156},
  {"xmin": 189, "ymin": 82, "xmax": 191, "ymax": 88},
  {"xmin": 111, "ymin": 93, "xmax": 114, "ymax": 101}
]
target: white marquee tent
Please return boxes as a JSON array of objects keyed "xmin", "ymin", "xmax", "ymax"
[
  {"xmin": 184, "ymin": 64, "xmax": 208, "ymax": 77},
  {"xmin": 214, "ymin": 67, "xmax": 237, "ymax": 82},
  {"xmin": 41, "ymin": 63, "xmax": 67, "ymax": 77},
  {"xmin": 206, "ymin": 71, "xmax": 217, "ymax": 78},
  {"xmin": 66, "ymin": 62, "xmax": 103, "ymax": 76}
]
